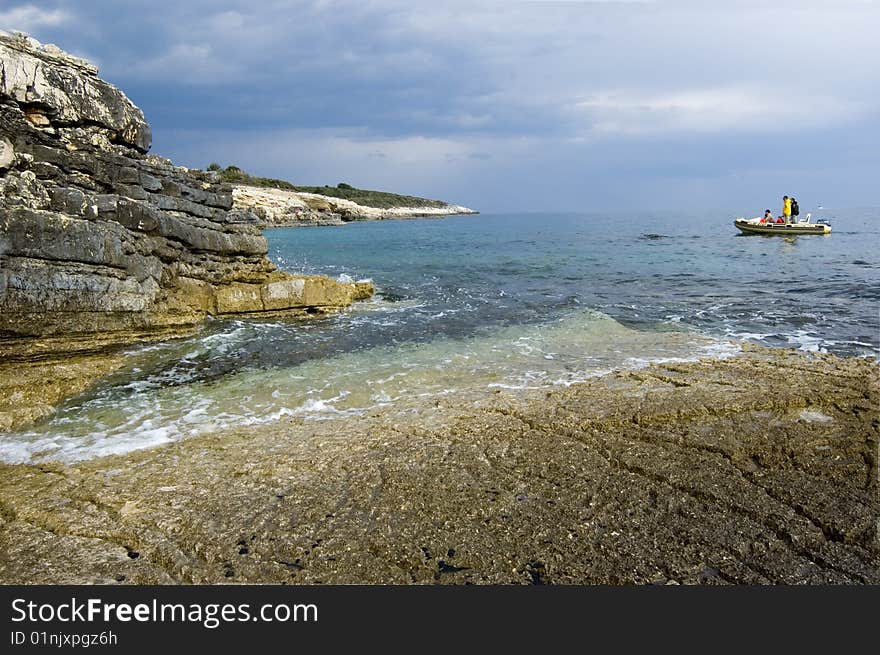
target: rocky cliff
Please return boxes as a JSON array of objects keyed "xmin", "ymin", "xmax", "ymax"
[
  {"xmin": 233, "ymin": 184, "xmax": 478, "ymax": 227},
  {"xmin": 0, "ymin": 33, "xmax": 372, "ymax": 361}
]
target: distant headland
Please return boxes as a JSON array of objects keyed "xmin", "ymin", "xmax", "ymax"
[{"xmin": 204, "ymin": 166, "xmax": 478, "ymax": 227}]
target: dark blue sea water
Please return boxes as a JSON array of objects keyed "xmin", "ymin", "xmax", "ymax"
[
  {"xmin": 270, "ymin": 209, "xmax": 880, "ymax": 357},
  {"xmin": 3, "ymin": 209, "xmax": 878, "ymax": 462}
]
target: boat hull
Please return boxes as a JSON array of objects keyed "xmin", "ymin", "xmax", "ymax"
[{"xmin": 734, "ymin": 219, "xmax": 831, "ymax": 235}]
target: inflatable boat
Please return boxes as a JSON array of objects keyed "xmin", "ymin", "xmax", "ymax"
[{"xmin": 734, "ymin": 214, "xmax": 831, "ymax": 235}]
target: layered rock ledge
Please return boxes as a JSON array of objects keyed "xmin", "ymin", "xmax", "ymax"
[
  {"xmin": 0, "ymin": 32, "xmax": 372, "ymax": 356},
  {"xmin": 0, "ymin": 33, "xmax": 372, "ymax": 426},
  {"xmin": 233, "ymin": 184, "xmax": 478, "ymax": 227},
  {"xmin": 0, "ymin": 347, "xmax": 876, "ymax": 584}
]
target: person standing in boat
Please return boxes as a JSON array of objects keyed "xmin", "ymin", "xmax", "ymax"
[
  {"xmin": 782, "ymin": 195, "xmax": 792, "ymax": 223},
  {"xmin": 790, "ymin": 197, "xmax": 800, "ymax": 223}
]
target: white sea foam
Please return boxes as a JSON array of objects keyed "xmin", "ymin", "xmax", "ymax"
[
  {"xmin": 799, "ymin": 409, "xmax": 834, "ymax": 423},
  {"xmin": 1, "ymin": 307, "xmax": 747, "ymax": 464}
]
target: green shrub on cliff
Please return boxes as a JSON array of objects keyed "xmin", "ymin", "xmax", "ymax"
[
  {"xmin": 294, "ymin": 185, "xmax": 447, "ymax": 209},
  {"xmin": 208, "ymin": 165, "xmax": 297, "ymax": 191}
]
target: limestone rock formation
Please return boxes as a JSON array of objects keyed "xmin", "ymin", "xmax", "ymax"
[
  {"xmin": 0, "ymin": 347, "xmax": 876, "ymax": 584},
  {"xmin": 232, "ymin": 185, "xmax": 344, "ymax": 226},
  {"xmin": 233, "ymin": 184, "xmax": 479, "ymax": 227},
  {"xmin": 0, "ymin": 32, "xmax": 372, "ymax": 359}
]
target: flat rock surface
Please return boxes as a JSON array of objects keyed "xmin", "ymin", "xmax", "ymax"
[
  {"xmin": 0, "ymin": 354, "xmax": 125, "ymax": 432},
  {"xmin": 0, "ymin": 346, "xmax": 877, "ymax": 584}
]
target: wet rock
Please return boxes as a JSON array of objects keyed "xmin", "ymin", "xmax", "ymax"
[
  {"xmin": 0, "ymin": 348, "xmax": 875, "ymax": 585},
  {"xmin": 0, "ymin": 354, "xmax": 126, "ymax": 432}
]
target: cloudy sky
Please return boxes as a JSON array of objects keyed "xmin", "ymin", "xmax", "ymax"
[{"xmin": 2, "ymin": 0, "xmax": 879, "ymax": 212}]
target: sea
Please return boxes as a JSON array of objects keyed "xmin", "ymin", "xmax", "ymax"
[{"xmin": 2, "ymin": 208, "xmax": 878, "ymax": 463}]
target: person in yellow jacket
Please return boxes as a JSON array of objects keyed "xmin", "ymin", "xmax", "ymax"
[{"xmin": 782, "ymin": 195, "xmax": 792, "ymax": 223}]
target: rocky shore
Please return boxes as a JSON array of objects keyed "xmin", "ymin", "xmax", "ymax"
[
  {"xmin": 0, "ymin": 33, "xmax": 372, "ymax": 428},
  {"xmin": 232, "ymin": 184, "xmax": 478, "ymax": 227},
  {"xmin": 0, "ymin": 346, "xmax": 876, "ymax": 584},
  {"xmin": 1, "ymin": 32, "xmax": 876, "ymax": 587}
]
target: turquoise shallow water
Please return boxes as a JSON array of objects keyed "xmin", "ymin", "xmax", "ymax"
[{"xmin": 2, "ymin": 209, "xmax": 878, "ymax": 463}]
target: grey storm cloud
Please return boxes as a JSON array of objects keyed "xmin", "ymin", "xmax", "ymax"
[{"xmin": 3, "ymin": 0, "xmax": 879, "ymax": 210}]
